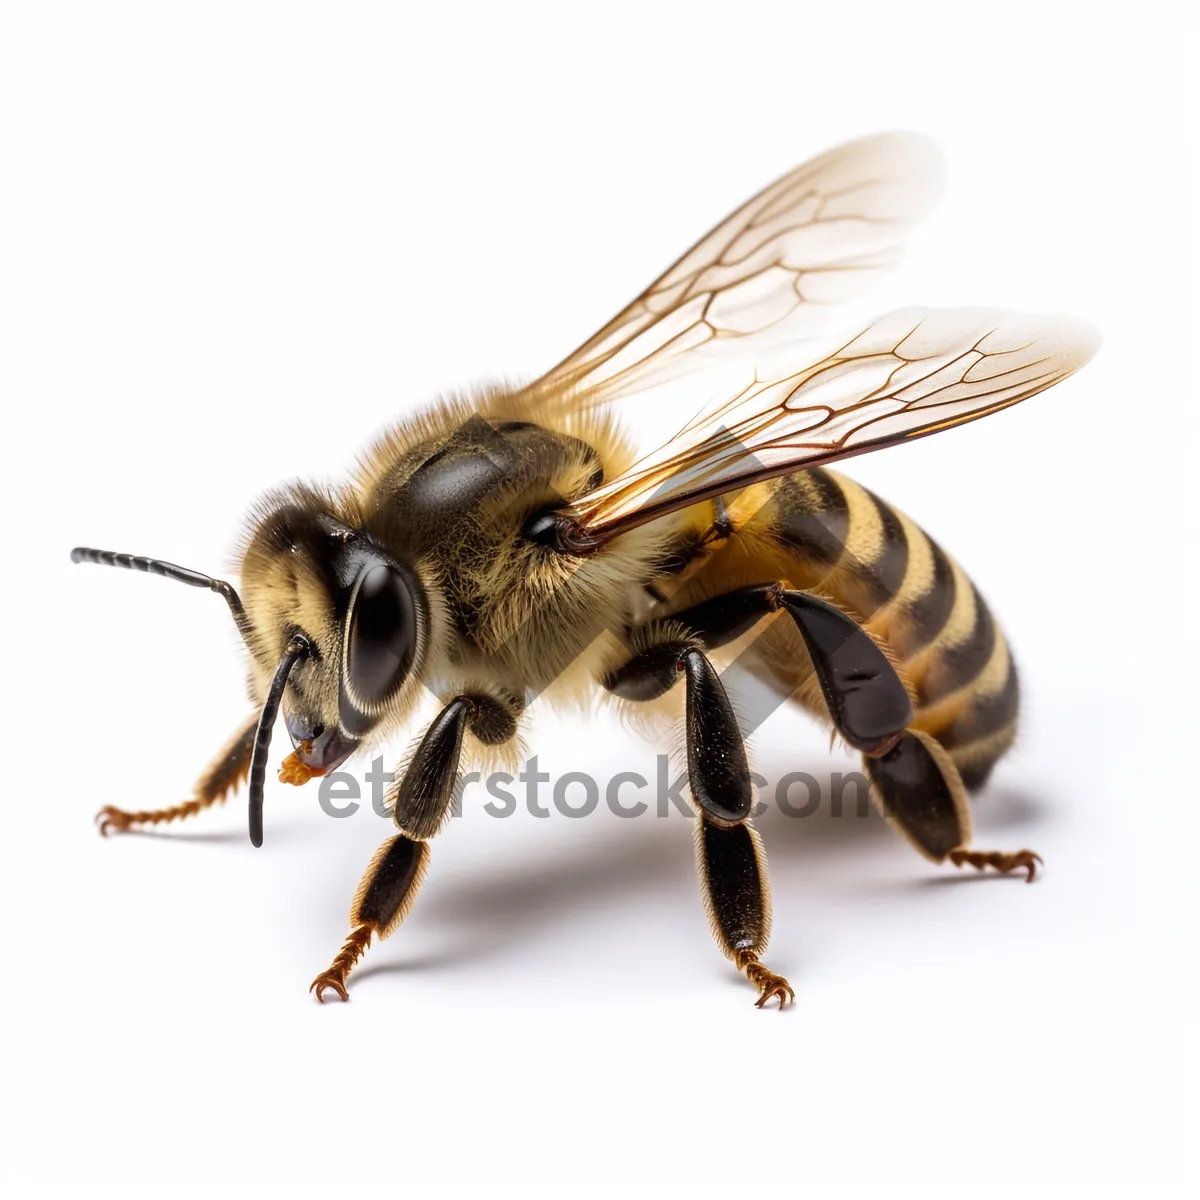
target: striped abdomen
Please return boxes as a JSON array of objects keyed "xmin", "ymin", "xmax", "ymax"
[{"xmin": 745, "ymin": 467, "xmax": 1019, "ymax": 789}]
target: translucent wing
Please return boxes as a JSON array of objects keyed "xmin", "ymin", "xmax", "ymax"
[
  {"xmin": 525, "ymin": 131, "xmax": 945, "ymax": 411},
  {"xmin": 571, "ymin": 308, "xmax": 1100, "ymax": 540}
]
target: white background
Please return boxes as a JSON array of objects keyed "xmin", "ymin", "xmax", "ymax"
[{"xmin": 2, "ymin": 2, "xmax": 1196, "ymax": 1197}]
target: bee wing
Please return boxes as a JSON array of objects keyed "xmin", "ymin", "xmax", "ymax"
[
  {"xmin": 571, "ymin": 307, "xmax": 1101, "ymax": 539},
  {"xmin": 525, "ymin": 131, "xmax": 946, "ymax": 410}
]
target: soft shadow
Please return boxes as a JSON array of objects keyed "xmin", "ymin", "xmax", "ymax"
[
  {"xmin": 112, "ymin": 826, "xmax": 248, "ymax": 845},
  {"xmin": 968, "ymin": 784, "xmax": 1051, "ymax": 832},
  {"xmin": 354, "ymin": 754, "xmax": 1051, "ymax": 978},
  {"xmin": 919, "ymin": 872, "xmax": 1041, "ymax": 889},
  {"xmin": 348, "ymin": 948, "xmax": 467, "ymax": 984},
  {"xmin": 419, "ymin": 822, "xmax": 688, "ymax": 969},
  {"xmin": 100, "ymin": 819, "xmax": 306, "ymax": 847}
]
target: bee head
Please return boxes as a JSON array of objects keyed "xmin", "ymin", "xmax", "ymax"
[{"xmin": 240, "ymin": 492, "xmax": 430, "ymax": 785}]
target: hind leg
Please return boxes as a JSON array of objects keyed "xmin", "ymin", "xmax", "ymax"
[
  {"xmin": 864, "ymin": 729, "xmax": 1041, "ymax": 881},
  {"xmin": 619, "ymin": 582, "xmax": 1039, "ymax": 883}
]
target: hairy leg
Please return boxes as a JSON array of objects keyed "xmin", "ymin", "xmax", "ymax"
[
  {"xmin": 310, "ymin": 834, "xmax": 431, "ymax": 1002},
  {"xmin": 604, "ymin": 636, "xmax": 794, "ymax": 1008},
  {"xmin": 96, "ymin": 714, "xmax": 258, "ymax": 834},
  {"xmin": 864, "ymin": 729, "xmax": 1041, "ymax": 881},
  {"xmin": 310, "ymin": 691, "xmax": 521, "ymax": 1001},
  {"xmin": 696, "ymin": 819, "xmax": 793, "ymax": 1009}
]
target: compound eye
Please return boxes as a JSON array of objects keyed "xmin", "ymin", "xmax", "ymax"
[{"xmin": 346, "ymin": 564, "xmax": 417, "ymax": 705}]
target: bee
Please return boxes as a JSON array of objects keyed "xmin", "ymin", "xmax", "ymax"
[{"xmin": 73, "ymin": 132, "xmax": 1098, "ymax": 1008}]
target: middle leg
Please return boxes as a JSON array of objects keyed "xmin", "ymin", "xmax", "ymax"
[
  {"xmin": 697, "ymin": 819, "xmax": 793, "ymax": 1009},
  {"xmin": 604, "ymin": 636, "xmax": 794, "ymax": 1008}
]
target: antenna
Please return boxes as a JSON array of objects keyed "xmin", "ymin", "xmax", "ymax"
[{"xmin": 70, "ymin": 546, "xmax": 252, "ymax": 646}]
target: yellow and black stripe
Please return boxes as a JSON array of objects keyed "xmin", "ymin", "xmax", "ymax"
[{"xmin": 692, "ymin": 467, "xmax": 1019, "ymax": 790}]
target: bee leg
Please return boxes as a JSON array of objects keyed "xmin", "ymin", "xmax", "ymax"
[
  {"xmin": 652, "ymin": 584, "xmax": 1039, "ymax": 882},
  {"xmin": 310, "ymin": 692, "xmax": 519, "ymax": 1001},
  {"xmin": 653, "ymin": 582, "xmax": 914, "ymax": 754},
  {"xmin": 864, "ymin": 729, "xmax": 1042, "ymax": 882},
  {"xmin": 309, "ymin": 833, "xmax": 430, "ymax": 1002},
  {"xmin": 604, "ymin": 637, "xmax": 793, "ymax": 1008},
  {"xmin": 95, "ymin": 714, "xmax": 258, "ymax": 835},
  {"xmin": 697, "ymin": 819, "xmax": 793, "ymax": 1009},
  {"xmin": 680, "ymin": 649, "xmax": 793, "ymax": 1008}
]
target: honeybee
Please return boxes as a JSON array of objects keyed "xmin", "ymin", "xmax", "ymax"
[{"xmin": 73, "ymin": 132, "xmax": 1098, "ymax": 1008}]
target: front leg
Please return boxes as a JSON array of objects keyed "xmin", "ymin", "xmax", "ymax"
[
  {"xmin": 309, "ymin": 833, "xmax": 430, "ymax": 1002},
  {"xmin": 310, "ymin": 691, "xmax": 520, "ymax": 1002},
  {"xmin": 95, "ymin": 713, "xmax": 258, "ymax": 834}
]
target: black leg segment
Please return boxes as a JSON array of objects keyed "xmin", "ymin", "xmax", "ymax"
[
  {"xmin": 777, "ymin": 590, "xmax": 912, "ymax": 753},
  {"xmin": 600, "ymin": 607, "xmax": 805, "ymax": 1007},
  {"xmin": 681, "ymin": 648, "xmax": 753, "ymax": 826},
  {"xmin": 696, "ymin": 820, "xmax": 769, "ymax": 957},
  {"xmin": 603, "ymin": 638, "xmax": 697, "ymax": 702},
  {"xmin": 392, "ymin": 691, "xmax": 520, "ymax": 840},
  {"xmin": 352, "ymin": 834, "xmax": 431, "ymax": 937},
  {"xmin": 864, "ymin": 729, "xmax": 1042, "ymax": 881},
  {"xmin": 665, "ymin": 584, "xmax": 781, "ymax": 649},
  {"xmin": 602, "ymin": 640, "xmax": 756, "ymax": 825},
  {"xmin": 311, "ymin": 833, "xmax": 432, "ymax": 1002},
  {"xmin": 697, "ymin": 819, "xmax": 793, "ymax": 1009},
  {"xmin": 624, "ymin": 582, "xmax": 913, "ymax": 754},
  {"xmin": 392, "ymin": 697, "xmax": 473, "ymax": 840},
  {"xmin": 310, "ymin": 686, "xmax": 521, "ymax": 1003},
  {"xmin": 864, "ymin": 729, "xmax": 970, "ymax": 861}
]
